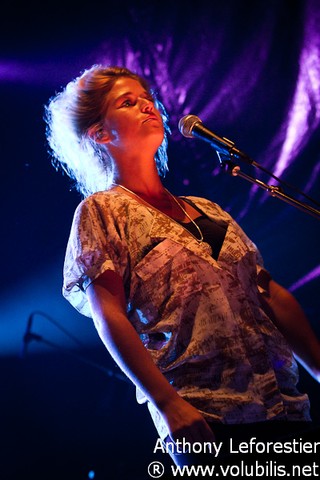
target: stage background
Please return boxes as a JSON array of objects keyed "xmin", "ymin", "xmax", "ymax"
[{"xmin": 1, "ymin": 1, "xmax": 319, "ymax": 478}]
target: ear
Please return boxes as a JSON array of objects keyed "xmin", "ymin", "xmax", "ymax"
[{"xmin": 87, "ymin": 125, "xmax": 110, "ymax": 144}]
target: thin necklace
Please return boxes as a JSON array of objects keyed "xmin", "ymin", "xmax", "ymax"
[
  {"xmin": 164, "ymin": 188, "xmax": 203, "ymax": 243},
  {"xmin": 113, "ymin": 183, "xmax": 204, "ymax": 243}
]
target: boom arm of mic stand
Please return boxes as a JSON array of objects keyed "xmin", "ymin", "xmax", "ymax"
[
  {"xmin": 25, "ymin": 331, "xmax": 129, "ymax": 384},
  {"xmin": 220, "ymin": 158, "xmax": 320, "ymax": 220}
]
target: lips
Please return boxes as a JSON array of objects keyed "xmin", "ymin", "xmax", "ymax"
[{"xmin": 143, "ymin": 114, "xmax": 160, "ymax": 123}]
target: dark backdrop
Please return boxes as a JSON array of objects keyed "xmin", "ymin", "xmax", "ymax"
[{"xmin": 1, "ymin": 1, "xmax": 320, "ymax": 479}]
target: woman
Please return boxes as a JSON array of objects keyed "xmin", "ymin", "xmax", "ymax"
[{"xmin": 45, "ymin": 65, "xmax": 320, "ymax": 467}]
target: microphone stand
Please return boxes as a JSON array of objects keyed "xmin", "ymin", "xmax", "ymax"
[
  {"xmin": 217, "ymin": 153, "xmax": 320, "ymax": 220},
  {"xmin": 21, "ymin": 311, "xmax": 129, "ymax": 384},
  {"xmin": 25, "ymin": 333, "xmax": 129, "ymax": 383}
]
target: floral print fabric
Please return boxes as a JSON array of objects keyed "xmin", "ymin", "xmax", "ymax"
[{"xmin": 63, "ymin": 189, "xmax": 310, "ymax": 439}]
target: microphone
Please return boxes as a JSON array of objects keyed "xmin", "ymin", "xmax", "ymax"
[
  {"xmin": 21, "ymin": 314, "xmax": 42, "ymax": 358},
  {"xmin": 178, "ymin": 114, "xmax": 254, "ymax": 164}
]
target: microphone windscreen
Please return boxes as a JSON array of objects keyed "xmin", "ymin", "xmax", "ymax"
[{"xmin": 178, "ymin": 115, "xmax": 202, "ymax": 138}]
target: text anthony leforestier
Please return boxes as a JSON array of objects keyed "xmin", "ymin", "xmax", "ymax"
[{"xmin": 154, "ymin": 437, "xmax": 320, "ymax": 457}]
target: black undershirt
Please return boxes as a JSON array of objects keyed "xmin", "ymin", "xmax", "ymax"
[
  {"xmin": 179, "ymin": 215, "xmax": 227, "ymax": 260},
  {"xmin": 177, "ymin": 198, "xmax": 228, "ymax": 260}
]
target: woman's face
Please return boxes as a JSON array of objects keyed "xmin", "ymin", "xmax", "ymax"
[{"xmin": 101, "ymin": 77, "xmax": 165, "ymax": 154}]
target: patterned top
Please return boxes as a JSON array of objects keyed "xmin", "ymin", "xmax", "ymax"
[{"xmin": 63, "ymin": 189, "xmax": 310, "ymax": 439}]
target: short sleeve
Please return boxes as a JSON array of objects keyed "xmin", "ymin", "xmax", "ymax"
[{"xmin": 62, "ymin": 195, "xmax": 129, "ymax": 317}]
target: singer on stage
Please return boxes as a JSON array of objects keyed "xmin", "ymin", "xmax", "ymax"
[{"xmin": 44, "ymin": 65, "xmax": 320, "ymax": 468}]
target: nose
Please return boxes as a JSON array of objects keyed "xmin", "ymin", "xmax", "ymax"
[{"xmin": 140, "ymin": 97, "xmax": 154, "ymax": 112}]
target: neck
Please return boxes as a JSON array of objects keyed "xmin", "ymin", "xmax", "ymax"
[{"xmin": 114, "ymin": 164, "xmax": 166, "ymax": 198}]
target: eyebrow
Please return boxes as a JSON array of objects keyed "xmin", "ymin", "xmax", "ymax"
[{"xmin": 112, "ymin": 90, "xmax": 151, "ymax": 104}]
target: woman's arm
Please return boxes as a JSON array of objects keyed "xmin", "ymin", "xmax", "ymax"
[
  {"xmin": 259, "ymin": 277, "xmax": 320, "ymax": 382},
  {"xmin": 86, "ymin": 269, "xmax": 215, "ymax": 443}
]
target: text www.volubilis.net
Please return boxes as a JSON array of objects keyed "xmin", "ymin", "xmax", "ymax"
[{"xmin": 170, "ymin": 460, "xmax": 319, "ymax": 477}]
